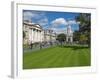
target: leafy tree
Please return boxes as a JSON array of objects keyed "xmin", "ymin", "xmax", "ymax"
[
  {"xmin": 79, "ymin": 34, "xmax": 88, "ymax": 44},
  {"xmin": 57, "ymin": 33, "xmax": 66, "ymax": 41},
  {"xmin": 73, "ymin": 31, "xmax": 80, "ymax": 42},
  {"xmin": 76, "ymin": 13, "xmax": 91, "ymax": 46},
  {"xmin": 56, "ymin": 33, "xmax": 66, "ymax": 45}
]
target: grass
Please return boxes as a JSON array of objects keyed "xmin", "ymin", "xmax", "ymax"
[{"xmin": 23, "ymin": 45, "xmax": 91, "ymax": 69}]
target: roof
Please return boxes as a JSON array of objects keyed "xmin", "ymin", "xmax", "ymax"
[{"xmin": 23, "ymin": 22, "xmax": 42, "ymax": 29}]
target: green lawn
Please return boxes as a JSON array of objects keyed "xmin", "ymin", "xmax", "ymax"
[{"xmin": 23, "ymin": 45, "xmax": 91, "ymax": 69}]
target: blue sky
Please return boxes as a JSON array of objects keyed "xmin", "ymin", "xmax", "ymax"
[{"xmin": 23, "ymin": 10, "xmax": 80, "ymax": 34}]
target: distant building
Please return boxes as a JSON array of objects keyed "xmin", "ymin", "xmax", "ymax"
[
  {"xmin": 66, "ymin": 24, "xmax": 73, "ymax": 43},
  {"xmin": 23, "ymin": 21, "xmax": 56, "ymax": 44},
  {"xmin": 44, "ymin": 29, "xmax": 57, "ymax": 43}
]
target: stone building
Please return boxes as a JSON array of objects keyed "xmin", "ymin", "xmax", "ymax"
[
  {"xmin": 66, "ymin": 24, "xmax": 73, "ymax": 43},
  {"xmin": 23, "ymin": 21, "xmax": 56, "ymax": 45},
  {"xmin": 44, "ymin": 29, "xmax": 57, "ymax": 43}
]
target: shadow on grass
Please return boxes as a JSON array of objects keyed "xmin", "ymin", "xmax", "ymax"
[{"xmin": 58, "ymin": 45, "xmax": 90, "ymax": 50}]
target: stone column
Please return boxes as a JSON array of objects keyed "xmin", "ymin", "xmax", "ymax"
[
  {"xmin": 70, "ymin": 36, "xmax": 73, "ymax": 43},
  {"xmin": 29, "ymin": 28, "xmax": 32, "ymax": 44},
  {"xmin": 31, "ymin": 29, "xmax": 33, "ymax": 43},
  {"xmin": 40, "ymin": 31, "xmax": 42, "ymax": 42},
  {"xmin": 33, "ymin": 29, "xmax": 35, "ymax": 43},
  {"xmin": 37, "ymin": 29, "xmax": 39, "ymax": 42},
  {"xmin": 36, "ymin": 29, "xmax": 38, "ymax": 42},
  {"xmin": 66, "ymin": 36, "xmax": 68, "ymax": 42},
  {"xmin": 34, "ymin": 29, "xmax": 36, "ymax": 42}
]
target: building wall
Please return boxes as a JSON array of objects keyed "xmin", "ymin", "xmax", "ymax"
[
  {"xmin": 43, "ymin": 30, "xmax": 56, "ymax": 42},
  {"xmin": 23, "ymin": 22, "xmax": 56, "ymax": 44}
]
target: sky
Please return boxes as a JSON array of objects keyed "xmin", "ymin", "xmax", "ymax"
[{"xmin": 23, "ymin": 10, "xmax": 80, "ymax": 34}]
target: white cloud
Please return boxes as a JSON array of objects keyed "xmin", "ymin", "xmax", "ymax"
[
  {"xmin": 23, "ymin": 11, "xmax": 46, "ymax": 21},
  {"xmin": 51, "ymin": 18, "xmax": 79, "ymax": 27},
  {"xmin": 23, "ymin": 11, "xmax": 49, "ymax": 27},
  {"xmin": 51, "ymin": 18, "xmax": 79, "ymax": 34},
  {"xmin": 51, "ymin": 18, "xmax": 68, "ymax": 27},
  {"xmin": 51, "ymin": 27, "xmax": 67, "ymax": 34},
  {"xmin": 23, "ymin": 11, "xmax": 37, "ymax": 20},
  {"xmin": 68, "ymin": 20, "xmax": 78, "ymax": 25},
  {"xmin": 37, "ymin": 18, "xmax": 48, "ymax": 26}
]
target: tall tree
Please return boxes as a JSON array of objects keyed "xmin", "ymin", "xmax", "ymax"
[
  {"xmin": 73, "ymin": 31, "xmax": 80, "ymax": 42},
  {"xmin": 76, "ymin": 13, "xmax": 91, "ymax": 47},
  {"xmin": 56, "ymin": 33, "xmax": 66, "ymax": 45}
]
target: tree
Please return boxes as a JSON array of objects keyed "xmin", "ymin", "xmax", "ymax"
[
  {"xmin": 73, "ymin": 31, "xmax": 80, "ymax": 42},
  {"xmin": 56, "ymin": 33, "xmax": 66, "ymax": 45},
  {"xmin": 79, "ymin": 34, "xmax": 88, "ymax": 44},
  {"xmin": 57, "ymin": 33, "xmax": 66, "ymax": 42},
  {"xmin": 76, "ymin": 13, "xmax": 91, "ymax": 47}
]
